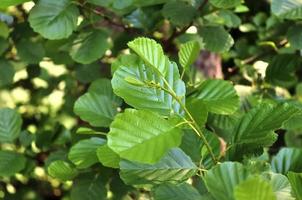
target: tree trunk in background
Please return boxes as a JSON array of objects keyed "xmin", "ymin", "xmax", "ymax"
[{"xmin": 196, "ymin": 51, "xmax": 224, "ymax": 79}]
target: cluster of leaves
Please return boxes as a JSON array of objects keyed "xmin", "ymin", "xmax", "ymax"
[{"xmin": 1, "ymin": 0, "xmax": 302, "ymax": 199}]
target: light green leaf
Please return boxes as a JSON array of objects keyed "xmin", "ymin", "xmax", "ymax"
[
  {"xmin": 16, "ymin": 39, "xmax": 45, "ymax": 64},
  {"xmin": 229, "ymin": 103, "xmax": 300, "ymax": 160},
  {"xmin": 271, "ymin": 148, "xmax": 302, "ymax": 174},
  {"xmin": 71, "ymin": 173, "xmax": 106, "ymax": 200},
  {"xmin": 112, "ymin": 60, "xmax": 185, "ymax": 116},
  {"xmin": 268, "ymin": 173, "xmax": 295, "ymax": 200},
  {"xmin": 234, "ymin": 177, "xmax": 277, "ymax": 200},
  {"xmin": 200, "ymin": 26, "xmax": 234, "ymax": 53},
  {"xmin": 162, "ymin": 1, "xmax": 197, "ymax": 27},
  {"xmin": 265, "ymin": 54, "xmax": 300, "ymax": 88},
  {"xmin": 271, "ymin": 0, "xmax": 302, "ymax": 19},
  {"xmin": 178, "ymin": 41, "xmax": 200, "ymax": 69},
  {"xmin": 204, "ymin": 162, "xmax": 249, "ymax": 200},
  {"xmin": 29, "ymin": 0, "xmax": 79, "ymax": 39},
  {"xmin": 68, "ymin": 138, "xmax": 106, "ymax": 169},
  {"xmin": 70, "ymin": 30, "xmax": 110, "ymax": 64},
  {"xmin": 127, "ymin": 37, "xmax": 168, "ymax": 75},
  {"xmin": 0, "ymin": 150, "xmax": 26, "ymax": 177},
  {"xmin": 288, "ymin": 172, "xmax": 302, "ymax": 200},
  {"xmin": 0, "ymin": 108, "xmax": 22, "ymax": 143},
  {"xmin": 108, "ymin": 109, "xmax": 183, "ymax": 164},
  {"xmin": 153, "ymin": 183, "xmax": 203, "ymax": 200},
  {"xmin": 74, "ymin": 92, "xmax": 120, "ymax": 127},
  {"xmin": 48, "ymin": 160, "xmax": 78, "ymax": 181},
  {"xmin": 0, "ymin": 21, "xmax": 9, "ymax": 38},
  {"xmin": 287, "ymin": 25, "xmax": 302, "ymax": 49},
  {"xmin": 97, "ymin": 144, "xmax": 120, "ymax": 168},
  {"xmin": 209, "ymin": 0, "xmax": 241, "ymax": 9},
  {"xmin": 0, "ymin": 0, "xmax": 30, "ymax": 9},
  {"xmin": 190, "ymin": 79, "xmax": 239, "ymax": 115},
  {"xmin": 120, "ymin": 148, "xmax": 197, "ymax": 186},
  {"xmin": 0, "ymin": 60, "xmax": 15, "ymax": 87}
]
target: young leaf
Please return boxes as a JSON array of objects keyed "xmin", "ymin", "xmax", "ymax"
[
  {"xmin": 153, "ymin": 183, "xmax": 203, "ymax": 200},
  {"xmin": 29, "ymin": 0, "xmax": 79, "ymax": 39},
  {"xmin": 271, "ymin": 148, "xmax": 302, "ymax": 174},
  {"xmin": 271, "ymin": 0, "xmax": 302, "ymax": 19},
  {"xmin": 178, "ymin": 41, "xmax": 200, "ymax": 69},
  {"xmin": 204, "ymin": 162, "xmax": 249, "ymax": 200},
  {"xmin": 48, "ymin": 160, "xmax": 78, "ymax": 181},
  {"xmin": 234, "ymin": 177, "xmax": 277, "ymax": 200},
  {"xmin": 0, "ymin": 151, "xmax": 26, "ymax": 177},
  {"xmin": 70, "ymin": 30, "xmax": 110, "ymax": 64},
  {"xmin": 229, "ymin": 103, "xmax": 300, "ymax": 160},
  {"xmin": 108, "ymin": 109, "xmax": 183, "ymax": 164},
  {"xmin": 190, "ymin": 79, "xmax": 239, "ymax": 115},
  {"xmin": 288, "ymin": 172, "xmax": 302, "ymax": 200},
  {"xmin": 120, "ymin": 148, "xmax": 197, "ymax": 186},
  {"xmin": 0, "ymin": 108, "xmax": 22, "ymax": 143},
  {"xmin": 68, "ymin": 138, "xmax": 106, "ymax": 169},
  {"xmin": 112, "ymin": 61, "xmax": 185, "ymax": 116},
  {"xmin": 127, "ymin": 37, "xmax": 168, "ymax": 75},
  {"xmin": 97, "ymin": 144, "xmax": 120, "ymax": 168}
]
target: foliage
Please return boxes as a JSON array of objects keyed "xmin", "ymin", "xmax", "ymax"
[{"xmin": 1, "ymin": 0, "xmax": 302, "ymax": 199}]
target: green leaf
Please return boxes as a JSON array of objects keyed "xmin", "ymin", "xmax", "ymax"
[
  {"xmin": 229, "ymin": 103, "xmax": 300, "ymax": 160},
  {"xmin": 0, "ymin": 0, "xmax": 30, "ymax": 9},
  {"xmin": 199, "ymin": 26, "xmax": 234, "ymax": 53},
  {"xmin": 0, "ymin": 21, "xmax": 10, "ymax": 39},
  {"xmin": 269, "ymin": 173, "xmax": 294, "ymax": 200},
  {"xmin": 162, "ymin": 1, "xmax": 197, "ymax": 27},
  {"xmin": 0, "ymin": 108, "xmax": 22, "ymax": 143},
  {"xmin": 209, "ymin": 0, "xmax": 241, "ymax": 8},
  {"xmin": 153, "ymin": 183, "xmax": 203, "ymax": 200},
  {"xmin": 119, "ymin": 148, "xmax": 197, "ymax": 186},
  {"xmin": 108, "ymin": 109, "xmax": 183, "ymax": 164},
  {"xmin": 48, "ymin": 160, "xmax": 78, "ymax": 181},
  {"xmin": 29, "ymin": 0, "xmax": 79, "ymax": 39},
  {"xmin": 288, "ymin": 172, "xmax": 302, "ymax": 200},
  {"xmin": 75, "ymin": 62, "xmax": 103, "ymax": 84},
  {"xmin": 204, "ymin": 162, "xmax": 249, "ymax": 200},
  {"xmin": 68, "ymin": 138, "xmax": 106, "ymax": 169},
  {"xmin": 88, "ymin": 78, "xmax": 123, "ymax": 106},
  {"xmin": 16, "ymin": 39, "xmax": 45, "ymax": 64},
  {"xmin": 271, "ymin": 148, "xmax": 302, "ymax": 174},
  {"xmin": 97, "ymin": 144, "xmax": 120, "ymax": 168},
  {"xmin": 271, "ymin": 0, "xmax": 302, "ymax": 19},
  {"xmin": 112, "ymin": 60, "xmax": 185, "ymax": 116},
  {"xmin": 204, "ymin": 10, "xmax": 241, "ymax": 28},
  {"xmin": 287, "ymin": 25, "xmax": 302, "ymax": 49},
  {"xmin": 74, "ymin": 92, "xmax": 120, "ymax": 127},
  {"xmin": 190, "ymin": 79, "xmax": 239, "ymax": 115},
  {"xmin": 71, "ymin": 173, "xmax": 106, "ymax": 200},
  {"xmin": 0, "ymin": 60, "xmax": 15, "ymax": 87},
  {"xmin": 127, "ymin": 37, "xmax": 168, "ymax": 75},
  {"xmin": 0, "ymin": 150, "xmax": 26, "ymax": 177},
  {"xmin": 70, "ymin": 30, "xmax": 110, "ymax": 64},
  {"xmin": 234, "ymin": 176, "xmax": 277, "ymax": 200},
  {"xmin": 178, "ymin": 41, "xmax": 200, "ymax": 69},
  {"xmin": 265, "ymin": 54, "xmax": 300, "ymax": 88}
]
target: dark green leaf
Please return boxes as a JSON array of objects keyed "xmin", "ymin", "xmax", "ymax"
[
  {"xmin": 0, "ymin": 108, "xmax": 22, "ymax": 143},
  {"xmin": 0, "ymin": 150, "xmax": 26, "ymax": 177}
]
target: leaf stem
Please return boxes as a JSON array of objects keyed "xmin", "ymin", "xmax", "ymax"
[{"xmin": 146, "ymin": 79, "xmax": 217, "ymax": 164}]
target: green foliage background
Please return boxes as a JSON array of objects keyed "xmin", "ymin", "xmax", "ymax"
[{"xmin": 1, "ymin": 0, "xmax": 302, "ymax": 199}]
